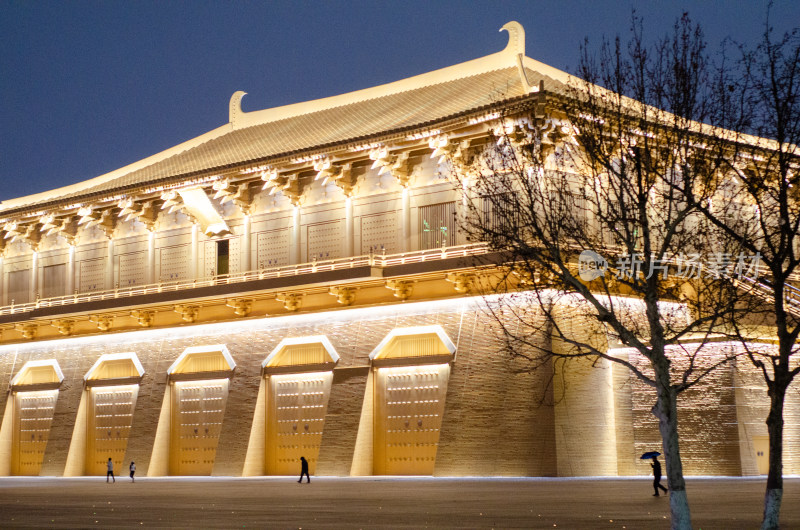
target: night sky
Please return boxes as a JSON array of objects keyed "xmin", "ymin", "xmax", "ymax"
[{"xmin": 1, "ymin": 1, "xmax": 798, "ymax": 202}]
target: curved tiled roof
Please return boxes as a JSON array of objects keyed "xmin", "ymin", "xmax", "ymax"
[
  {"xmin": 1, "ymin": 20, "xmax": 572, "ymax": 216},
  {"xmin": 2, "ymin": 68, "xmax": 553, "ymax": 215},
  {"xmin": 89, "ymin": 67, "xmax": 537, "ymax": 194}
]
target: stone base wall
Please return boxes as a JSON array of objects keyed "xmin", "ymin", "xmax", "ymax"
[{"xmin": 0, "ymin": 298, "xmax": 796, "ymax": 476}]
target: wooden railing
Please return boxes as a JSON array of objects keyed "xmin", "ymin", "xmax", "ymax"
[
  {"xmin": 4, "ymin": 240, "xmax": 795, "ymax": 320},
  {"xmin": 0, "ymin": 242, "xmax": 490, "ymax": 316}
]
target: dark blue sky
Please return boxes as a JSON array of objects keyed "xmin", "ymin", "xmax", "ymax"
[{"xmin": 1, "ymin": 1, "xmax": 798, "ymax": 202}]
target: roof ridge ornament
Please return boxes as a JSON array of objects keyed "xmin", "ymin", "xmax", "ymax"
[
  {"xmin": 500, "ymin": 21, "xmax": 525, "ymax": 57},
  {"xmin": 500, "ymin": 21, "xmax": 536, "ymax": 94},
  {"xmin": 229, "ymin": 91, "xmax": 247, "ymax": 126}
]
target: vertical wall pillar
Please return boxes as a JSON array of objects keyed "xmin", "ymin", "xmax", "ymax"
[
  {"xmin": 0, "ymin": 256, "xmax": 4, "ymax": 305},
  {"xmin": 550, "ymin": 302, "xmax": 616, "ymax": 476},
  {"xmin": 553, "ymin": 357, "xmax": 618, "ymax": 476},
  {"xmin": 345, "ymin": 197, "xmax": 354, "ymax": 257},
  {"xmin": 1, "ymin": 257, "xmax": 8, "ymax": 306},
  {"xmin": 242, "ymin": 215, "xmax": 252, "ymax": 271},
  {"xmin": 30, "ymin": 251, "xmax": 38, "ymax": 302},
  {"xmin": 291, "ymin": 206, "xmax": 301, "ymax": 264},
  {"xmin": 611, "ymin": 351, "xmax": 636, "ymax": 475},
  {"xmin": 105, "ymin": 238, "xmax": 115, "ymax": 290},
  {"xmin": 66, "ymin": 244, "xmax": 75, "ymax": 295},
  {"xmin": 147, "ymin": 231, "xmax": 156, "ymax": 284},
  {"xmin": 191, "ymin": 223, "xmax": 199, "ymax": 280},
  {"xmin": 402, "ymin": 188, "xmax": 411, "ymax": 252},
  {"xmin": 459, "ymin": 178, "xmax": 470, "ymax": 246}
]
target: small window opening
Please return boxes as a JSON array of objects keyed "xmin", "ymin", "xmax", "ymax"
[{"xmin": 217, "ymin": 240, "xmax": 229, "ymax": 275}]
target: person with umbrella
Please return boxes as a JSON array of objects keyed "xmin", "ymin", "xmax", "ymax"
[{"xmin": 642, "ymin": 451, "xmax": 668, "ymax": 496}]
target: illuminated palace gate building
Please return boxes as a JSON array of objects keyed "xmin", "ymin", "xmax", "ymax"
[{"xmin": 0, "ymin": 22, "xmax": 797, "ymax": 478}]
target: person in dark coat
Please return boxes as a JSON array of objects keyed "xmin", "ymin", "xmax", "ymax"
[
  {"xmin": 106, "ymin": 458, "xmax": 115, "ymax": 483},
  {"xmin": 298, "ymin": 456, "xmax": 310, "ymax": 483},
  {"xmin": 651, "ymin": 456, "xmax": 668, "ymax": 496}
]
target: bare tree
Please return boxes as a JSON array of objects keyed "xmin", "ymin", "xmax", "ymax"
[
  {"xmin": 681, "ymin": 18, "xmax": 800, "ymax": 529},
  {"xmin": 453, "ymin": 15, "xmax": 756, "ymax": 530}
]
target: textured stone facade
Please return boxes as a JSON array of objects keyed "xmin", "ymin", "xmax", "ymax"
[{"xmin": 1, "ymin": 297, "xmax": 795, "ymax": 477}]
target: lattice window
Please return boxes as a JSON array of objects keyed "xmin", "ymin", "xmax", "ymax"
[
  {"xmin": 118, "ymin": 252, "xmax": 146, "ymax": 287},
  {"xmin": 482, "ymin": 191, "xmax": 525, "ymax": 226},
  {"xmin": 87, "ymin": 386, "xmax": 138, "ymax": 475},
  {"xmin": 375, "ymin": 364, "xmax": 450, "ymax": 475},
  {"xmin": 361, "ymin": 212, "xmax": 398, "ymax": 254},
  {"xmin": 159, "ymin": 244, "xmax": 190, "ymax": 282},
  {"xmin": 8, "ymin": 269, "xmax": 30, "ymax": 304},
  {"xmin": 228, "ymin": 236, "xmax": 241, "ymax": 273},
  {"xmin": 203, "ymin": 242, "xmax": 217, "ymax": 278},
  {"xmin": 307, "ymin": 220, "xmax": 343, "ymax": 261},
  {"xmin": 206, "ymin": 238, "xmax": 241, "ymax": 276},
  {"xmin": 418, "ymin": 202, "xmax": 457, "ymax": 249},
  {"xmin": 257, "ymin": 229, "xmax": 290, "ymax": 269},
  {"xmin": 266, "ymin": 372, "xmax": 333, "ymax": 475},
  {"xmin": 13, "ymin": 390, "xmax": 58, "ymax": 475},
  {"xmin": 171, "ymin": 379, "xmax": 229, "ymax": 476},
  {"xmin": 79, "ymin": 258, "xmax": 105, "ymax": 293},
  {"xmin": 41, "ymin": 264, "xmax": 66, "ymax": 299}
]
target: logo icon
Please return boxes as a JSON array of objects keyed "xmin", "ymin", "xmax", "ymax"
[{"xmin": 578, "ymin": 250, "xmax": 608, "ymax": 281}]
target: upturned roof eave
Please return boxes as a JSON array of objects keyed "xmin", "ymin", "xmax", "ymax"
[
  {"xmin": 0, "ymin": 21, "xmax": 574, "ymax": 218},
  {"xmin": 0, "ymin": 92, "xmax": 542, "ymax": 217}
]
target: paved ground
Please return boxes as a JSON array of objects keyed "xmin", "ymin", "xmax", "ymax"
[{"xmin": 0, "ymin": 476, "xmax": 797, "ymax": 529}]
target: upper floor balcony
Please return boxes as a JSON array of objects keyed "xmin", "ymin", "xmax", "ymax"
[{"xmin": 0, "ymin": 242, "xmax": 493, "ymax": 325}]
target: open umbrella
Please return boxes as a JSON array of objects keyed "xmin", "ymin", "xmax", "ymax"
[{"xmin": 640, "ymin": 451, "xmax": 661, "ymax": 460}]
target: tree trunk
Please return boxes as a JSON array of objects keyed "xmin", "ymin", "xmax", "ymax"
[
  {"xmin": 652, "ymin": 380, "xmax": 692, "ymax": 530},
  {"xmin": 761, "ymin": 382, "xmax": 786, "ymax": 530}
]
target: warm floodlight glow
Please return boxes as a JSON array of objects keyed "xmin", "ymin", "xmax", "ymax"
[
  {"xmin": 77, "ymin": 206, "xmax": 100, "ymax": 226},
  {"xmin": 212, "ymin": 179, "xmax": 230, "ymax": 199},
  {"xmin": 211, "ymin": 178, "xmax": 238, "ymax": 205},
  {"xmin": 607, "ymin": 340, "xmax": 750, "ymax": 356},
  {"xmin": 313, "ymin": 159, "xmax": 332, "ymax": 180},
  {"xmin": 46, "ymin": 221, "xmax": 63, "ymax": 236},
  {"xmin": 39, "ymin": 213, "xmax": 56, "ymax": 231},
  {"xmin": 3, "ymin": 221, "xmax": 19, "ymax": 240},
  {"xmin": 265, "ymin": 370, "xmax": 333, "ymax": 475},
  {"xmin": 167, "ymin": 344, "xmax": 236, "ymax": 375},
  {"xmin": 0, "ymin": 295, "xmax": 486, "ymax": 356},
  {"xmin": 11, "ymin": 359, "xmax": 65, "ymax": 387},
  {"xmin": 118, "ymin": 197, "xmax": 135, "ymax": 219},
  {"xmin": 160, "ymin": 190, "xmax": 181, "ymax": 213},
  {"xmin": 177, "ymin": 188, "xmax": 231, "ymax": 237},
  {"xmin": 84, "ymin": 352, "xmax": 145, "ymax": 381},
  {"xmin": 369, "ymin": 325, "xmax": 456, "ymax": 360},
  {"xmin": 262, "ymin": 335, "xmax": 340, "ymax": 368},
  {"xmin": 428, "ymin": 136, "xmax": 449, "ymax": 160},
  {"xmin": 260, "ymin": 169, "xmax": 278, "ymax": 190},
  {"xmin": 372, "ymin": 361, "xmax": 450, "ymax": 475},
  {"xmin": 407, "ymin": 128, "xmax": 441, "ymax": 141},
  {"xmin": 369, "ymin": 147, "xmax": 391, "ymax": 169}
]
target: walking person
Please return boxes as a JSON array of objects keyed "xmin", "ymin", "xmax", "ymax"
[
  {"xmin": 298, "ymin": 456, "xmax": 310, "ymax": 483},
  {"xmin": 651, "ymin": 456, "xmax": 668, "ymax": 496},
  {"xmin": 106, "ymin": 458, "xmax": 115, "ymax": 483},
  {"xmin": 129, "ymin": 461, "xmax": 136, "ymax": 483}
]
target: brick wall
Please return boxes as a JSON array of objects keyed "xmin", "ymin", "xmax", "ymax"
[
  {"xmin": 0, "ymin": 299, "xmax": 797, "ymax": 476},
  {"xmin": 629, "ymin": 343, "xmax": 745, "ymax": 476}
]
